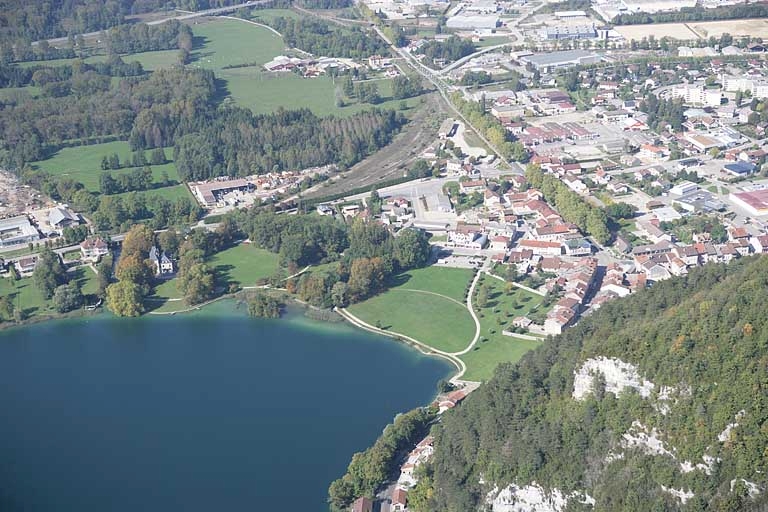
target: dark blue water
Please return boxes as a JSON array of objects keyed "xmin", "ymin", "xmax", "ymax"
[{"xmin": 0, "ymin": 302, "xmax": 451, "ymax": 511}]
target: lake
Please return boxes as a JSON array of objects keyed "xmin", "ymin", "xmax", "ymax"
[{"xmin": 0, "ymin": 302, "xmax": 451, "ymax": 511}]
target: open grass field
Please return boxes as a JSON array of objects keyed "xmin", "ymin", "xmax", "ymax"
[
  {"xmin": 210, "ymin": 243, "xmax": 280, "ymax": 288},
  {"xmin": 348, "ymin": 289, "xmax": 475, "ymax": 353},
  {"xmin": 71, "ymin": 266, "xmax": 100, "ymax": 296},
  {"xmin": 459, "ymin": 275, "xmax": 545, "ymax": 381},
  {"xmin": 0, "ymin": 276, "xmax": 51, "ymax": 318},
  {"xmin": 31, "ymin": 141, "xmax": 179, "ymax": 192},
  {"xmin": 348, "ymin": 265, "xmax": 476, "ymax": 353},
  {"xmin": 150, "ymin": 278, "xmax": 183, "ymax": 301},
  {"xmin": 388, "ymin": 266, "xmax": 474, "ymax": 302}
]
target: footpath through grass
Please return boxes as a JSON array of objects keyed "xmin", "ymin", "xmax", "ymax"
[
  {"xmin": 348, "ymin": 266, "xmax": 475, "ymax": 353},
  {"xmin": 459, "ymin": 275, "xmax": 546, "ymax": 381}
]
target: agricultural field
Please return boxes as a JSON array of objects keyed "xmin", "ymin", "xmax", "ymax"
[
  {"xmin": 689, "ymin": 18, "xmax": 768, "ymax": 39},
  {"xmin": 460, "ymin": 275, "xmax": 546, "ymax": 381},
  {"xmin": 348, "ymin": 266, "xmax": 476, "ymax": 353},
  {"xmin": 210, "ymin": 243, "xmax": 280, "ymax": 288},
  {"xmin": 614, "ymin": 23, "xmax": 699, "ymax": 41},
  {"xmin": 31, "ymin": 141, "xmax": 178, "ymax": 192}
]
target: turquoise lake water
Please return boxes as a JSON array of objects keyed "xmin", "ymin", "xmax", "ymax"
[{"xmin": 0, "ymin": 302, "xmax": 451, "ymax": 511}]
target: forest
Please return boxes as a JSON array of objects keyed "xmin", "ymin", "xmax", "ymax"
[
  {"xmin": 173, "ymin": 107, "xmax": 406, "ymax": 179},
  {"xmin": 268, "ymin": 17, "xmax": 389, "ymax": 59},
  {"xmin": 0, "ymin": 65, "xmax": 215, "ymax": 167},
  {"xmin": 417, "ymin": 256, "xmax": 768, "ymax": 511},
  {"xmin": 640, "ymin": 93, "xmax": 686, "ymax": 133}
]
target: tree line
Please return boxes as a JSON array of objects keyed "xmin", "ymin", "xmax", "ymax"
[
  {"xmin": 328, "ymin": 407, "xmax": 437, "ymax": 510},
  {"xmin": 613, "ymin": 2, "xmax": 768, "ymax": 25},
  {"xmin": 452, "ymin": 92, "xmax": 529, "ymax": 163},
  {"xmin": 525, "ymin": 164, "xmax": 610, "ymax": 244}
]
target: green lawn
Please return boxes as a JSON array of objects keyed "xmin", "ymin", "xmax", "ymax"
[
  {"xmin": 348, "ymin": 289, "xmax": 475, "ymax": 353},
  {"xmin": 150, "ymin": 278, "xmax": 183, "ymax": 301},
  {"xmin": 459, "ymin": 275, "xmax": 546, "ymax": 381},
  {"xmin": 71, "ymin": 266, "xmax": 100, "ymax": 296},
  {"xmin": 31, "ymin": 141, "xmax": 179, "ymax": 192},
  {"xmin": 0, "ymin": 276, "xmax": 51, "ymax": 318},
  {"xmin": 210, "ymin": 243, "xmax": 280, "ymax": 288},
  {"xmin": 388, "ymin": 266, "xmax": 474, "ymax": 302}
]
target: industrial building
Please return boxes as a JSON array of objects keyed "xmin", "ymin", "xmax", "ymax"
[
  {"xmin": 0, "ymin": 216, "xmax": 40, "ymax": 247},
  {"xmin": 445, "ymin": 15, "xmax": 500, "ymax": 29},
  {"xmin": 519, "ymin": 50, "xmax": 603, "ymax": 72},
  {"xmin": 191, "ymin": 179, "xmax": 254, "ymax": 207},
  {"xmin": 542, "ymin": 25, "xmax": 596, "ymax": 40}
]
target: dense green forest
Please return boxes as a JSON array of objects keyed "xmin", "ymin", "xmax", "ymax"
[
  {"xmin": 420, "ymin": 256, "xmax": 768, "ymax": 511},
  {"xmin": 173, "ymin": 107, "xmax": 405, "ymax": 179},
  {"xmin": 268, "ymin": 17, "xmax": 389, "ymax": 58}
]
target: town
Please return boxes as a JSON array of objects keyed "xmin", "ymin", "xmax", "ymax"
[{"xmin": 1, "ymin": 0, "xmax": 768, "ymax": 509}]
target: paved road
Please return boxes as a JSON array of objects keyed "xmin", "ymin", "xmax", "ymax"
[{"xmin": 39, "ymin": 0, "xmax": 274, "ymax": 46}]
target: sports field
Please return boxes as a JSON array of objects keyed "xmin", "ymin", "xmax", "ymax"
[
  {"xmin": 31, "ymin": 141, "xmax": 179, "ymax": 192},
  {"xmin": 348, "ymin": 266, "xmax": 476, "ymax": 353}
]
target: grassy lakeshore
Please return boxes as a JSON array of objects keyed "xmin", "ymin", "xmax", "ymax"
[{"xmin": 347, "ymin": 266, "xmax": 475, "ymax": 353}]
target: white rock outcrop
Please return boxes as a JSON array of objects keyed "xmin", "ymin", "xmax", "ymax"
[
  {"xmin": 487, "ymin": 483, "xmax": 594, "ymax": 512},
  {"xmin": 621, "ymin": 421, "xmax": 675, "ymax": 458},
  {"xmin": 661, "ymin": 485, "xmax": 695, "ymax": 504},
  {"xmin": 573, "ymin": 357, "xmax": 655, "ymax": 401},
  {"xmin": 730, "ymin": 478, "xmax": 762, "ymax": 498},
  {"xmin": 718, "ymin": 410, "xmax": 746, "ymax": 442}
]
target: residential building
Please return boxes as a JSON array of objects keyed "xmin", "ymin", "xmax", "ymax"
[
  {"xmin": 351, "ymin": 496, "xmax": 373, "ymax": 512},
  {"xmin": 80, "ymin": 237, "xmax": 109, "ymax": 261},
  {"xmin": 15, "ymin": 256, "xmax": 37, "ymax": 274},
  {"xmin": 148, "ymin": 246, "xmax": 174, "ymax": 276},
  {"xmin": 392, "ymin": 488, "xmax": 408, "ymax": 512},
  {"xmin": 518, "ymin": 239, "xmax": 563, "ymax": 256}
]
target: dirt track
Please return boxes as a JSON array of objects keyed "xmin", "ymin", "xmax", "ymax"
[{"xmin": 305, "ymin": 92, "xmax": 448, "ymax": 199}]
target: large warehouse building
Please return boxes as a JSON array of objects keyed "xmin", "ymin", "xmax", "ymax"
[
  {"xmin": 0, "ymin": 216, "xmax": 40, "ymax": 247},
  {"xmin": 730, "ymin": 189, "xmax": 768, "ymax": 216}
]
